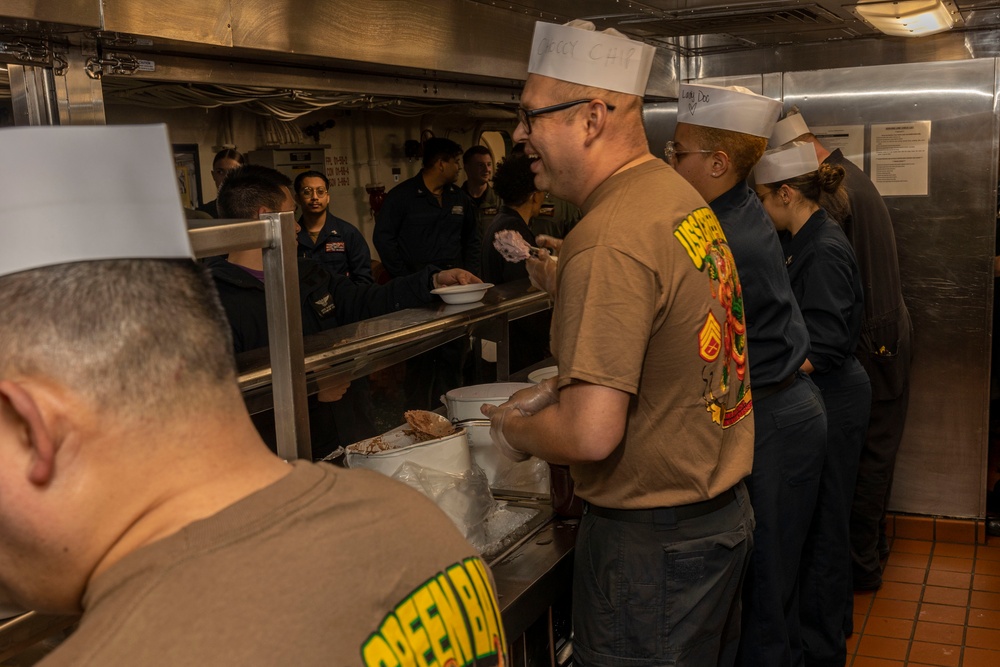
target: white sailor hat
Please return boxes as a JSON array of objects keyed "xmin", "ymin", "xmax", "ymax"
[
  {"xmin": 0, "ymin": 124, "xmax": 193, "ymax": 279},
  {"xmin": 677, "ymin": 83, "xmax": 782, "ymax": 138},
  {"xmin": 528, "ymin": 20, "xmax": 656, "ymax": 96},
  {"xmin": 754, "ymin": 142, "xmax": 820, "ymax": 185},
  {"xmin": 771, "ymin": 112, "xmax": 812, "ymax": 147}
]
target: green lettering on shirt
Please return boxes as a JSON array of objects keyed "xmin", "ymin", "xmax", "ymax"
[{"xmin": 360, "ymin": 558, "xmax": 506, "ymax": 666}]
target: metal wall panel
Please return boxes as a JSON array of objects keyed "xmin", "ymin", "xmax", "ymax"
[
  {"xmin": 643, "ymin": 102, "xmax": 677, "ymax": 158},
  {"xmin": 102, "ymin": 0, "xmax": 233, "ymax": 47},
  {"xmin": 782, "ymin": 59, "xmax": 996, "ymax": 517},
  {"xmin": 230, "ymin": 0, "xmax": 533, "ymax": 82},
  {"xmin": 8, "ymin": 65, "xmax": 56, "ymax": 125},
  {"xmin": 685, "ymin": 30, "xmax": 1000, "ymax": 82},
  {"xmin": 0, "ymin": 1, "xmax": 101, "ymax": 27},
  {"xmin": 52, "ymin": 43, "xmax": 105, "ymax": 125},
  {"xmin": 227, "ymin": 0, "xmax": 676, "ymax": 96},
  {"xmin": 105, "ymin": 54, "xmax": 524, "ymax": 103},
  {"xmin": 647, "ymin": 55, "xmax": 679, "ymax": 99}
]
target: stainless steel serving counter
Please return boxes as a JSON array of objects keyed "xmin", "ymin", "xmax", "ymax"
[
  {"xmin": 489, "ymin": 506, "xmax": 577, "ymax": 642},
  {"xmin": 236, "ymin": 278, "xmax": 552, "ymax": 417}
]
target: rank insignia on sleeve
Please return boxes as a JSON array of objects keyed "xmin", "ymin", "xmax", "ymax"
[{"xmin": 698, "ymin": 312, "xmax": 722, "ymax": 362}]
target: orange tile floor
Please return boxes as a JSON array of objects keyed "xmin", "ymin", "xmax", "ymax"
[{"xmin": 848, "ymin": 516, "xmax": 1000, "ymax": 667}]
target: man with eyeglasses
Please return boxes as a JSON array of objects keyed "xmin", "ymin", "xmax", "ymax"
[
  {"xmin": 294, "ymin": 170, "xmax": 374, "ymax": 285},
  {"xmin": 293, "ymin": 170, "xmax": 376, "ymax": 449},
  {"xmin": 480, "ymin": 21, "xmax": 755, "ymax": 666},
  {"xmin": 669, "ymin": 84, "xmax": 828, "ymax": 667},
  {"xmin": 374, "ymin": 137, "xmax": 480, "ymax": 279}
]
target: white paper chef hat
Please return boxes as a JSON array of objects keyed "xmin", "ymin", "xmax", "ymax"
[
  {"xmin": 771, "ymin": 110, "xmax": 812, "ymax": 147},
  {"xmin": 0, "ymin": 124, "xmax": 193, "ymax": 279},
  {"xmin": 528, "ymin": 20, "xmax": 656, "ymax": 96},
  {"xmin": 754, "ymin": 142, "xmax": 820, "ymax": 185},
  {"xmin": 677, "ymin": 83, "xmax": 782, "ymax": 138}
]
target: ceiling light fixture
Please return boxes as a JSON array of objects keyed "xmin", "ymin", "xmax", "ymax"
[{"xmin": 854, "ymin": 0, "xmax": 959, "ymax": 37}]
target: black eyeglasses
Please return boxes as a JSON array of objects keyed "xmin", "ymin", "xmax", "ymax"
[
  {"xmin": 299, "ymin": 187, "xmax": 328, "ymax": 197},
  {"xmin": 517, "ymin": 99, "xmax": 617, "ymax": 135},
  {"xmin": 663, "ymin": 141, "xmax": 714, "ymax": 165}
]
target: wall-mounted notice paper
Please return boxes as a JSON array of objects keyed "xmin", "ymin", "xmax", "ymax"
[{"xmin": 871, "ymin": 121, "xmax": 931, "ymax": 196}]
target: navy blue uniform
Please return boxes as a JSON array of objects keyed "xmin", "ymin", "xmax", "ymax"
[
  {"xmin": 480, "ymin": 207, "xmax": 550, "ymax": 374},
  {"xmin": 481, "ymin": 206, "xmax": 535, "ymax": 285},
  {"xmin": 462, "ymin": 182, "xmax": 500, "ymax": 240},
  {"xmin": 208, "ymin": 257, "xmax": 437, "ymax": 458},
  {"xmin": 297, "ymin": 210, "xmax": 377, "ymax": 449},
  {"xmin": 783, "ymin": 209, "xmax": 872, "ymax": 667},
  {"xmin": 373, "ymin": 174, "xmax": 481, "ymax": 278},
  {"xmin": 712, "ymin": 183, "xmax": 827, "ymax": 667},
  {"xmin": 825, "ymin": 150, "xmax": 912, "ymax": 589},
  {"xmin": 297, "ymin": 212, "xmax": 374, "ymax": 284}
]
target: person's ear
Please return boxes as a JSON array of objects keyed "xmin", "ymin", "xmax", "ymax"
[
  {"xmin": 709, "ymin": 151, "xmax": 730, "ymax": 178},
  {"xmin": 0, "ymin": 380, "xmax": 57, "ymax": 486},
  {"xmin": 582, "ymin": 100, "xmax": 613, "ymax": 145}
]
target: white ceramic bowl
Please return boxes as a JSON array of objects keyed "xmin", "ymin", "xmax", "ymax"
[
  {"xmin": 444, "ymin": 382, "xmax": 534, "ymax": 422},
  {"xmin": 344, "ymin": 425, "xmax": 472, "ymax": 477},
  {"xmin": 528, "ymin": 366, "xmax": 558, "ymax": 383},
  {"xmin": 431, "ymin": 282, "xmax": 494, "ymax": 304}
]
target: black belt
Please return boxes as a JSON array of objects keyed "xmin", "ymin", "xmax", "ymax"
[
  {"xmin": 585, "ymin": 488, "xmax": 736, "ymax": 524},
  {"xmin": 752, "ymin": 373, "xmax": 797, "ymax": 401}
]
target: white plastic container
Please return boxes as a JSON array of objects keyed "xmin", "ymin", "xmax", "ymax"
[
  {"xmin": 465, "ymin": 422, "xmax": 503, "ymax": 482},
  {"xmin": 465, "ymin": 422, "xmax": 550, "ymax": 495},
  {"xmin": 527, "ymin": 366, "xmax": 558, "ymax": 384},
  {"xmin": 430, "ymin": 282, "xmax": 494, "ymax": 304},
  {"xmin": 345, "ymin": 425, "xmax": 472, "ymax": 477},
  {"xmin": 443, "ymin": 382, "xmax": 534, "ymax": 422}
]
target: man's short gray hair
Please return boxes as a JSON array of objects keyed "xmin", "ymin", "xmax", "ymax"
[{"xmin": 0, "ymin": 259, "xmax": 238, "ymax": 417}]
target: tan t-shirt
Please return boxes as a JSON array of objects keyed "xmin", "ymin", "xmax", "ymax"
[
  {"xmin": 39, "ymin": 462, "xmax": 507, "ymax": 667},
  {"xmin": 552, "ymin": 159, "xmax": 754, "ymax": 509}
]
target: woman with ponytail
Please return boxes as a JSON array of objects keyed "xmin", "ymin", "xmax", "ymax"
[{"xmin": 754, "ymin": 142, "xmax": 872, "ymax": 667}]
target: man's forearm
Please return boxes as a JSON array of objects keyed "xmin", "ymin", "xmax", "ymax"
[{"xmin": 499, "ymin": 384, "xmax": 629, "ymax": 464}]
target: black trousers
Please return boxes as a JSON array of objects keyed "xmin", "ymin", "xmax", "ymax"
[
  {"xmin": 737, "ymin": 374, "xmax": 827, "ymax": 667},
  {"xmin": 850, "ymin": 306, "xmax": 912, "ymax": 584},
  {"xmin": 572, "ymin": 483, "xmax": 754, "ymax": 667},
  {"xmin": 849, "ymin": 383, "xmax": 911, "ymax": 582},
  {"xmin": 799, "ymin": 363, "xmax": 872, "ymax": 667}
]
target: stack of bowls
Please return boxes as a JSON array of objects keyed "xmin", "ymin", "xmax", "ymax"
[{"xmin": 443, "ymin": 382, "xmax": 533, "ymax": 484}]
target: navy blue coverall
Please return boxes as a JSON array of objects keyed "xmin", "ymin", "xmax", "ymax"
[
  {"xmin": 712, "ymin": 183, "xmax": 828, "ymax": 667},
  {"xmin": 783, "ymin": 208, "xmax": 872, "ymax": 667}
]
